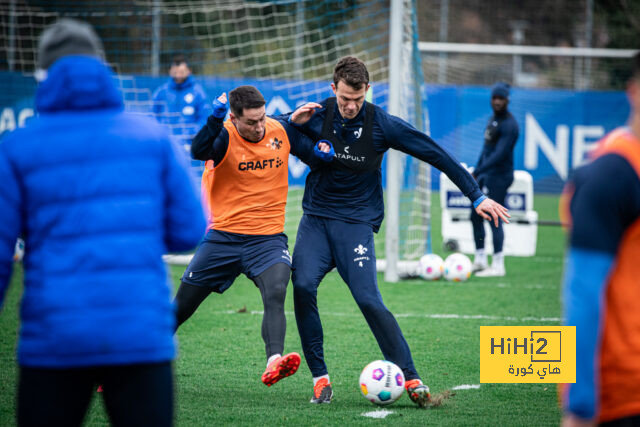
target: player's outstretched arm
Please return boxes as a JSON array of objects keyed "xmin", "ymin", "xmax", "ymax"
[
  {"xmin": 278, "ymin": 115, "xmax": 333, "ymax": 166},
  {"xmin": 290, "ymin": 102, "xmax": 323, "ymax": 125},
  {"xmin": 475, "ymin": 198, "xmax": 510, "ymax": 227},
  {"xmin": 191, "ymin": 93, "xmax": 229, "ymax": 161}
]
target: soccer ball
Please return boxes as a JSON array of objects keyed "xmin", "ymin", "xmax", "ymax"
[
  {"xmin": 417, "ymin": 254, "xmax": 444, "ymax": 280},
  {"xmin": 443, "ymin": 253, "xmax": 472, "ymax": 282},
  {"xmin": 359, "ymin": 360, "xmax": 405, "ymax": 406}
]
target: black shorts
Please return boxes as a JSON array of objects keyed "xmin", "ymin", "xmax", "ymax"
[{"xmin": 181, "ymin": 229, "xmax": 291, "ymax": 293}]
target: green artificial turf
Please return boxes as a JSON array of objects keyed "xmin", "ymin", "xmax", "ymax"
[{"xmin": 0, "ymin": 193, "xmax": 566, "ymax": 425}]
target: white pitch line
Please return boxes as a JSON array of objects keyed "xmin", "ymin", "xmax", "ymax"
[
  {"xmin": 222, "ymin": 310, "xmax": 561, "ymax": 323},
  {"xmin": 361, "ymin": 409, "xmax": 394, "ymax": 419},
  {"xmin": 360, "ymin": 385, "xmax": 481, "ymax": 418},
  {"xmin": 466, "ymin": 282, "xmax": 558, "ymax": 290},
  {"xmin": 452, "ymin": 384, "xmax": 481, "ymax": 390}
]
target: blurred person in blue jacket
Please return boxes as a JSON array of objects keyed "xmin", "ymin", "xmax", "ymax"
[
  {"xmin": 0, "ymin": 18, "xmax": 205, "ymax": 427},
  {"xmin": 152, "ymin": 54, "xmax": 212, "ymax": 152},
  {"xmin": 471, "ymin": 82, "xmax": 519, "ymax": 278}
]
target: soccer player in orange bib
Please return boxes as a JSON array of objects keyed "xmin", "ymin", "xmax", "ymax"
[
  {"xmin": 173, "ymin": 86, "xmax": 332, "ymax": 387},
  {"xmin": 561, "ymin": 52, "xmax": 640, "ymax": 426}
]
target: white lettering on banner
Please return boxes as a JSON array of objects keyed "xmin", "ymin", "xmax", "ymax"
[
  {"xmin": 267, "ymin": 96, "xmax": 306, "ymax": 178},
  {"xmin": 572, "ymin": 125, "xmax": 604, "ymax": 169},
  {"xmin": 265, "ymin": 96, "xmax": 291, "ymax": 115},
  {"xmin": 19, "ymin": 108, "xmax": 34, "ymax": 126},
  {"xmin": 524, "ymin": 113, "xmax": 569, "ymax": 180},
  {"xmin": 0, "ymin": 107, "xmax": 34, "ymax": 135},
  {"xmin": 524, "ymin": 114, "xmax": 606, "ymax": 180},
  {"xmin": 0, "ymin": 108, "xmax": 16, "ymax": 134}
]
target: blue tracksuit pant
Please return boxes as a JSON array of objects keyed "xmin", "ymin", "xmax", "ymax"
[
  {"xmin": 471, "ymin": 173, "xmax": 513, "ymax": 253},
  {"xmin": 292, "ymin": 214, "xmax": 419, "ymax": 381}
]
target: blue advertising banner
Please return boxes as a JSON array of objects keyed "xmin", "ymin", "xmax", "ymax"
[
  {"xmin": 1, "ymin": 72, "xmax": 630, "ymax": 193},
  {"xmin": 427, "ymin": 85, "xmax": 630, "ymax": 193}
]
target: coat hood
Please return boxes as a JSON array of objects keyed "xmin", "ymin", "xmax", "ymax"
[{"xmin": 35, "ymin": 55, "xmax": 124, "ymax": 113}]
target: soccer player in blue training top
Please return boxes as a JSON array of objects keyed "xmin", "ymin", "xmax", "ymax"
[
  {"xmin": 288, "ymin": 56, "xmax": 509, "ymax": 406},
  {"xmin": 471, "ymin": 82, "xmax": 519, "ymax": 277},
  {"xmin": 173, "ymin": 86, "xmax": 333, "ymax": 388},
  {"xmin": 561, "ymin": 52, "xmax": 640, "ymax": 426},
  {"xmin": 152, "ymin": 54, "xmax": 212, "ymax": 151},
  {"xmin": 0, "ymin": 19, "xmax": 205, "ymax": 426}
]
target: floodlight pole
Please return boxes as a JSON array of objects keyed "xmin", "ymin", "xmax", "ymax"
[{"xmin": 385, "ymin": 0, "xmax": 404, "ymax": 283}]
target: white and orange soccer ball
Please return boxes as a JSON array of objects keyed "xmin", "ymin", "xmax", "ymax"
[
  {"xmin": 359, "ymin": 360, "xmax": 405, "ymax": 406},
  {"xmin": 417, "ymin": 254, "xmax": 444, "ymax": 280},
  {"xmin": 443, "ymin": 253, "xmax": 472, "ymax": 282}
]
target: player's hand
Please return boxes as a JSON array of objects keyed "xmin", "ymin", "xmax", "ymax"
[
  {"xmin": 291, "ymin": 102, "xmax": 323, "ymax": 125},
  {"xmin": 212, "ymin": 93, "xmax": 228, "ymax": 119},
  {"xmin": 475, "ymin": 198, "xmax": 510, "ymax": 227},
  {"xmin": 313, "ymin": 139, "xmax": 334, "ymax": 162}
]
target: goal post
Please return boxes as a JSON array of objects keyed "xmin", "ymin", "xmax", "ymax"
[{"xmin": 385, "ymin": 0, "xmax": 433, "ymax": 282}]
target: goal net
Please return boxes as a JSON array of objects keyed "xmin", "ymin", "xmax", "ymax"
[{"xmin": 0, "ymin": 0, "xmax": 431, "ymax": 274}]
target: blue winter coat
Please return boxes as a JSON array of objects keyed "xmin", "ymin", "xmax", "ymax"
[
  {"xmin": 152, "ymin": 75, "xmax": 212, "ymax": 141},
  {"xmin": 0, "ymin": 55, "xmax": 206, "ymax": 368}
]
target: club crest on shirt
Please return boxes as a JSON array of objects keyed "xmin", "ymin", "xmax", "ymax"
[{"xmin": 266, "ymin": 137, "xmax": 283, "ymax": 150}]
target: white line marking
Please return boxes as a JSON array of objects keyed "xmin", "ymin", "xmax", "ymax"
[
  {"xmin": 362, "ymin": 409, "xmax": 394, "ymax": 419},
  {"xmin": 452, "ymin": 384, "xmax": 481, "ymax": 390},
  {"xmin": 465, "ymin": 282, "xmax": 558, "ymax": 290},
  {"xmin": 222, "ymin": 310, "xmax": 561, "ymax": 323}
]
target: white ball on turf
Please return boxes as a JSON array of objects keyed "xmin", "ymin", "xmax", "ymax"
[
  {"xmin": 359, "ymin": 360, "xmax": 405, "ymax": 406},
  {"xmin": 443, "ymin": 253, "xmax": 472, "ymax": 282},
  {"xmin": 417, "ymin": 253, "xmax": 444, "ymax": 280}
]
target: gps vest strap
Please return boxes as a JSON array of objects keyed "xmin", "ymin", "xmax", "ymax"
[{"xmin": 320, "ymin": 97, "xmax": 382, "ymax": 173}]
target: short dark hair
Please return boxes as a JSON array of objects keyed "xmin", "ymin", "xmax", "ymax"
[
  {"xmin": 229, "ymin": 85, "xmax": 266, "ymax": 117},
  {"xmin": 333, "ymin": 56, "xmax": 369, "ymax": 90},
  {"xmin": 171, "ymin": 54, "xmax": 187, "ymax": 67}
]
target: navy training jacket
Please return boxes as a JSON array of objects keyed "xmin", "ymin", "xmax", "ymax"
[
  {"xmin": 291, "ymin": 98, "xmax": 483, "ymax": 232},
  {"xmin": 474, "ymin": 110, "xmax": 519, "ymax": 180}
]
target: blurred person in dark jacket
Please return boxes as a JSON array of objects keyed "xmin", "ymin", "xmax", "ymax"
[{"xmin": 472, "ymin": 82, "xmax": 519, "ymax": 277}]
